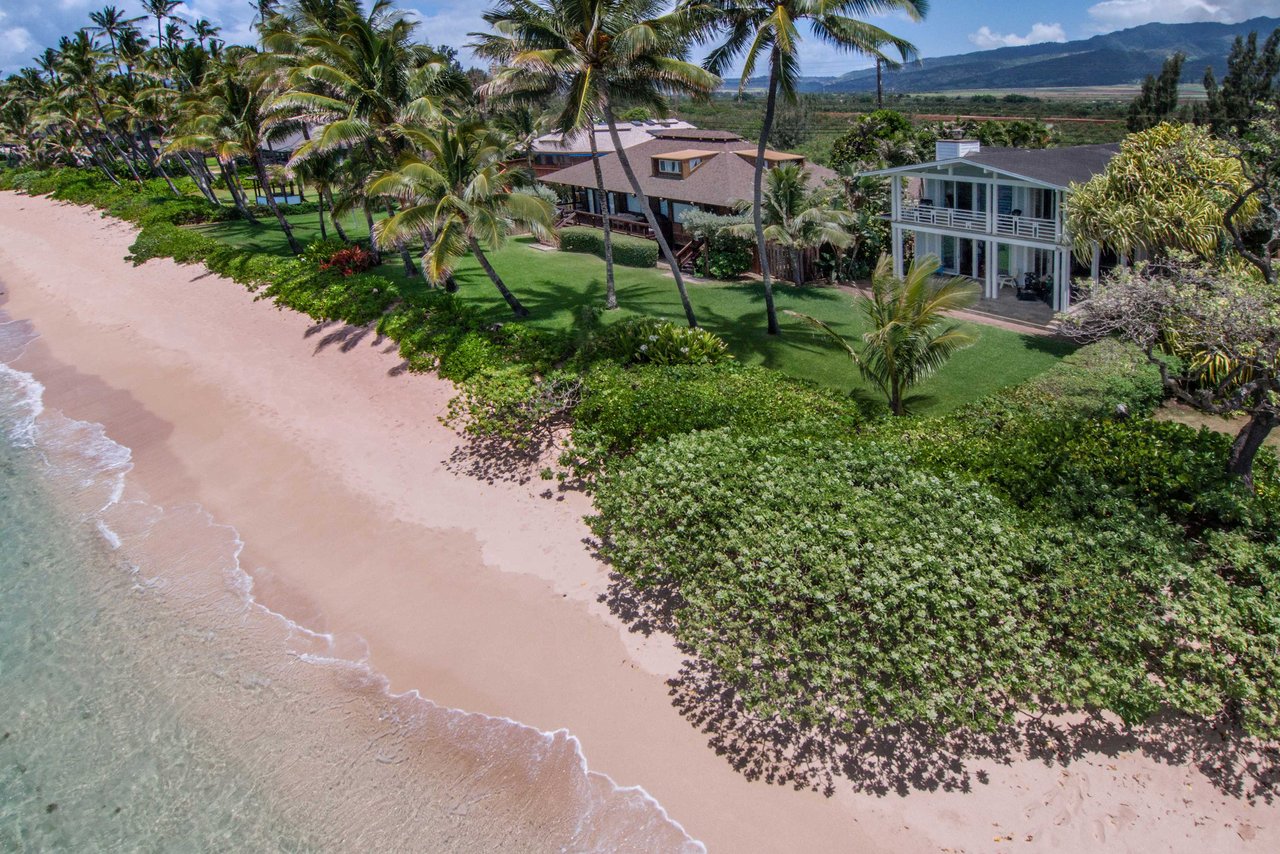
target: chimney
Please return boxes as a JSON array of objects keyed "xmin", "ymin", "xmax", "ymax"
[{"xmin": 935, "ymin": 139, "xmax": 981, "ymax": 161}]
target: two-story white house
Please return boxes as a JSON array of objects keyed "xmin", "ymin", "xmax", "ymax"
[{"xmin": 862, "ymin": 140, "xmax": 1120, "ymax": 312}]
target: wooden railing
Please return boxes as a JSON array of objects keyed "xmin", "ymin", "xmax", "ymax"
[{"xmin": 558, "ymin": 209, "xmax": 656, "ymax": 239}]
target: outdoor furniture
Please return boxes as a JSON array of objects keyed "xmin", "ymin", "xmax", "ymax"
[{"xmin": 998, "ymin": 274, "xmax": 1019, "ymax": 291}]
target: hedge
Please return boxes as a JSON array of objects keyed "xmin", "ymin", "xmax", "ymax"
[{"xmin": 559, "ymin": 226, "xmax": 658, "ymax": 268}]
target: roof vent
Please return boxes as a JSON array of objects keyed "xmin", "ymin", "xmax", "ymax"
[{"xmin": 935, "ymin": 139, "xmax": 981, "ymax": 161}]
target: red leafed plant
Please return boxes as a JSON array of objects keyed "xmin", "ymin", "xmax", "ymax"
[{"xmin": 320, "ymin": 245, "xmax": 375, "ymax": 276}]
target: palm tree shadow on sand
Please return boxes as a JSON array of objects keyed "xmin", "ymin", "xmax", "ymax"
[{"xmin": 592, "ymin": 564, "xmax": 1280, "ymax": 802}]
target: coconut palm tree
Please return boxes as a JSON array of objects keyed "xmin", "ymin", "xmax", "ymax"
[
  {"xmin": 142, "ymin": 0, "xmax": 183, "ymax": 50},
  {"xmin": 474, "ymin": 0, "xmax": 719, "ymax": 327},
  {"xmin": 730, "ymin": 163, "xmax": 853, "ymax": 284},
  {"xmin": 87, "ymin": 6, "xmax": 146, "ymax": 73},
  {"xmin": 168, "ymin": 50, "xmax": 303, "ymax": 251},
  {"xmin": 368, "ymin": 117, "xmax": 556, "ymax": 317},
  {"xmin": 680, "ymin": 0, "xmax": 924, "ymax": 335},
  {"xmin": 268, "ymin": 0, "xmax": 469, "ymax": 277},
  {"xmin": 788, "ymin": 254, "xmax": 978, "ymax": 415}
]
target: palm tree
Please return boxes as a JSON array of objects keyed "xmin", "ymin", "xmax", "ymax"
[
  {"xmin": 682, "ymin": 0, "xmax": 924, "ymax": 335},
  {"xmin": 730, "ymin": 163, "xmax": 853, "ymax": 284},
  {"xmin": 191, "ymin": 18, "xmax": 220, "ymax": 49},
  {"xmin": 474, "ymin": 0, "xmax": 719, "ymax": 327},
  {"xmin": 788, "ymin": 254, "xmax": 978, "ymax": 415},
  {"xmin": 142, "ymin": 0, "xmax": 183, "ymax": 50},
  {"xmin": 87, "ymin": 6, "xmax": 146, "ymax": 73},
  {"xmin": 269, "ymin": 1, "xmax": 469, "ymax": 278},
  {"xmin": 369, "ymin": 117, "xmax": 556, "ymax": 317},
  {"xmin": 168, "ymin": 50, "xmax": 303, "ymax": 252}
]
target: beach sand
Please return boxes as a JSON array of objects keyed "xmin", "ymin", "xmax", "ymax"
[{"xmin": 0, "ymin": 191, "xmax": 1275, "ymax": 852}]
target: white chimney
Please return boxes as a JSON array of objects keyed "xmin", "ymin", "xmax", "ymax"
[{"xmin": 935, "ymin": 139, "xmax": 981, "ymax": 161}]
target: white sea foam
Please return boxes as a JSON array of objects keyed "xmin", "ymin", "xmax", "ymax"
[{"xmin": 0, "ymin": 308, "xmax": 705, "ymax": 853}]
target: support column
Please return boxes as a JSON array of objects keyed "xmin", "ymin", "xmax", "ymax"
[
  {"xmin": 890, "ymin": 177, "xmax": 902, "ymax": 221},
  {"xmin": 891, "ymin": 225, "xmax": 904, "ymax": 279},
  {"xmin": 1090, "ymin": 242, "xmax": 1101, "ymax": 285},
  {"xmin": 986, "ymin": 239, "xmax": 997, "ymax": 299}
]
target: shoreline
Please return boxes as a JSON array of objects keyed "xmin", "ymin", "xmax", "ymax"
[
  {"xmin": 0, "ymin": 193, "xmax": 899, "ymax": 852},
  {"xmin": 2, "ymin": 191, "xmax": 1275, "ymax": 852}
]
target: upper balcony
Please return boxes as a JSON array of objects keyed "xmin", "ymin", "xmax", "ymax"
[{"xmin": 897, "ymin": 202, "xmax": 1060, "ymax": 243}]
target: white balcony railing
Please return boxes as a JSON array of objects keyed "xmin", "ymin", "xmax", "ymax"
[
  {"xmin": 898, "ymin": 204, "xmax": 1061, "ymax": 242},
  {"xmin": 995, "ymin": 212, "xmax": 1058, "ymax": 241},
  {"xmin": 899, "ymin": 203, "xmax": 987, "ymax": 232}
]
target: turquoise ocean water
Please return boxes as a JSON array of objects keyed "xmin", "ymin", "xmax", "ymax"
[{"xmin": 0, "ymin": 313, "xmax": 701, "ymax": 853}]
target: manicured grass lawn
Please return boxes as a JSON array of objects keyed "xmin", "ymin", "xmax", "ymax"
[{"xmin": 193, "ymin": 213, "xmax": 1073, "ymax": 413}]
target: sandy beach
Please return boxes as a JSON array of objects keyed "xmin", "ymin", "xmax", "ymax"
[{"xmin": 1, "ymin": 191, "xmax": 1276, "ymax": 852}]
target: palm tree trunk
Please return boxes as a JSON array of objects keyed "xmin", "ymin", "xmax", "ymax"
[
  {"xmin": 754, "ymin": 50, "xmax": 782, "ymax": 335},
  {"xmin": 363, "ymin": 204, "xmax": 382, "ymax": 264},
  {"xmin": 323, "ymin": 186, "xmax": 348, "ymax": 241},
  {"xmin": 251, "ymin": 153, "xmax": 302, "ymax": 254},
  {"xmin": 317, "ymin": 189, "xmax": 327, "ymax": 239},
  {"xmin": 602, "ymin": 93, "xmax": 697, "ymax": 328},
  {"xmin": 588, "ymin": 126, "xmax": 617, "ymax": 310},
  {"xmin": 383, "ymin": 201, "xmax": 419, "ymax": 278},
  {"xmin": 469, "ymin": 236, "xmax": 528, "ymax": 317},
  {"xmin": 220, "ymin": 160, "xmax": 258, "ymax": 223}
]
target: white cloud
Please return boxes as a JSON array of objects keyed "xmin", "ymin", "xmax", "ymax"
[
  {"xmin": 968, "ymin": 23, "xmax": 1068, "ymax": 50},
  {"xmin": 1087, "ymin": 0, "xmax": 1280, "ymax": 29},
  {"xmin": 0, "ymin": 26, "xmax": 33, "ymax": 62}
]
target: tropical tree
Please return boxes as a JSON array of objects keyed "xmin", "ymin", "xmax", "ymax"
[
  {"xmin": 87, "ymin": 6, "xmax": 146, "ymax": 73},
  {"xmin": 1067, "ymin": 122, "xmax": 1256, "ymax": 265},
  {"xmin": 1061, "ymin": 256, "xmax": 1280, "ymax": 487},
  {"xmin": 729, "ymin": 163, "xmax": 852, "ymax": 284},
  {"xmin": 474, "ymin": 0, "xmax": 719, "ymax": 326},
  {"xmin": 268, "ymin": 0, "xmax": 469, "ymax": 277},
  {"xmin": 369, "ymin": 117, "xmax": 556, "ymax": 316},
  {"xmin": 142, "ymin": 0, "xmax": 183, "ymax": 51},
  {"xmin": 1200, "ymin": 28, "xmax": 1280, "ymax": 136},
  {"xmin": 168, "ymin": 50, "xmax": 304, "ymax": 251},
  {"xmin": 682, "ymin": 0, "xmax": 925, "ymax": 335},
  {"xmin": 789, "ymin": 254, "xmax": 978, "ymax": 415}
]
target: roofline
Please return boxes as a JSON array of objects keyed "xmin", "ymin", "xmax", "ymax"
[{"xmin": 859, "ymin": 157, "xmax": 1066, "ymax": 190}]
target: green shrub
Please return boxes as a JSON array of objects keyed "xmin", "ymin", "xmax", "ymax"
[
  {"xmin": 586, "ymin": 317, "xmax": 730, "ymax": 366},
  {"xmin": 703, "ymin": 229, "xmax": 754, "ymax": 279},
  {"xmin": 559, "ymin": 226, "xmax": 658, "ymax": 267},
  {"xmin": 569, "ymin": 362, "xmax": 858, "ymax": 473},
  {"xmin": 591, "ymin": 426, "xmax": 1280, "ymax": 738}
]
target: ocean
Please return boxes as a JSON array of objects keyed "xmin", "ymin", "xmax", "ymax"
[{"xmin": 0, "ymin": 314, "xmax": 701, "ymax": 852}]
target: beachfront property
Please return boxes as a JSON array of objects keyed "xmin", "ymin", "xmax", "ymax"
[
  {"xmin": 862, "ymin": 140, "xmax": 1121, "ymax": 313},
  {"xmin": 540, "ymin": 126, "xmax": 838, "ymax": 270},
  {"xmin": 529, "ymin": 118, "xmax": 697, "ymax": 178}
]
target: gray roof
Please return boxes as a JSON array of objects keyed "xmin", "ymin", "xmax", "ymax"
[
  {"xmin": 958, "ymin": 143, "xmax": 1120, "ymax": 188},
  {"xmin": 541, "ymin": 132, "xmax": 838, "ymax": 208}
]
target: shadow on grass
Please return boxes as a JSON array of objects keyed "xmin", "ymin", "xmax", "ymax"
[{"xmin": 597, "ymin": 569, "xmax": 1280, "ymax": 802}]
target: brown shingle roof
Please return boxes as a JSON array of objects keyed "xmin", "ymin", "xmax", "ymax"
[{"xmin": 541, "ymin": 134, "xmax": 839, "ymax": 208}]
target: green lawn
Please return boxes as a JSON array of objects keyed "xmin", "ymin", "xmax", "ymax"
[{"xmin": 193, "ymin": 212, "xmax": 1073, "ymax": 413}]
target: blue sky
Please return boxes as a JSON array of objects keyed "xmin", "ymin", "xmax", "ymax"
[{"xmin": 3, "ymin": 0, "xmax": 1280, "ymax": 76}]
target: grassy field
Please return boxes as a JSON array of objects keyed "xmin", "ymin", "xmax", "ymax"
[{"xmin": 193, "ymin": 212, "xmax": 1072, "ymax": 413}]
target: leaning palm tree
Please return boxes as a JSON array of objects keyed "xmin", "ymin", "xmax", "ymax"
[
  {"xmin": 681, "ymin": 0, "xmax": 925, "ymax": 335},
  {"xmin": 141, "ymin": 0, "xmax": 183, "ymax": 50},
  {"xmin": 474, "ymin": 0, "xmax": 719, "ymax": 327},
  {"xmin": 730, "ymin": 163, "xmax": 853, "ymax": 285},
  {"xmin": 268, "ymin": 1, "xmax": 469, "ymax": 278},
  {"xmin": 168, "ymin": 50, "xmax": 304, "ymax": 252},
  {"xmin": 788, "ymin": 254, "xmax": 978, "ymax": 415},
  {"xmin": 368, "ymin": 117, "xmax": 556, "ymax": 317}
]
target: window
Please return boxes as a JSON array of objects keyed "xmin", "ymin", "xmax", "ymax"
[{"xmin": 657, "ymin": 159, "xmax": 681, "ymax": 174}]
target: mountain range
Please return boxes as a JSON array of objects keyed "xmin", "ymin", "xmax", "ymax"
[{"xmin": 766, "ymin": 16, "xmax": 1280, "ymax": 93}]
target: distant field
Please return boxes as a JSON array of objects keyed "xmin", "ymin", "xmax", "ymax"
[{"xmin": 908, "ymin": 84, "xmax": 1209, "ymax": 102}]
